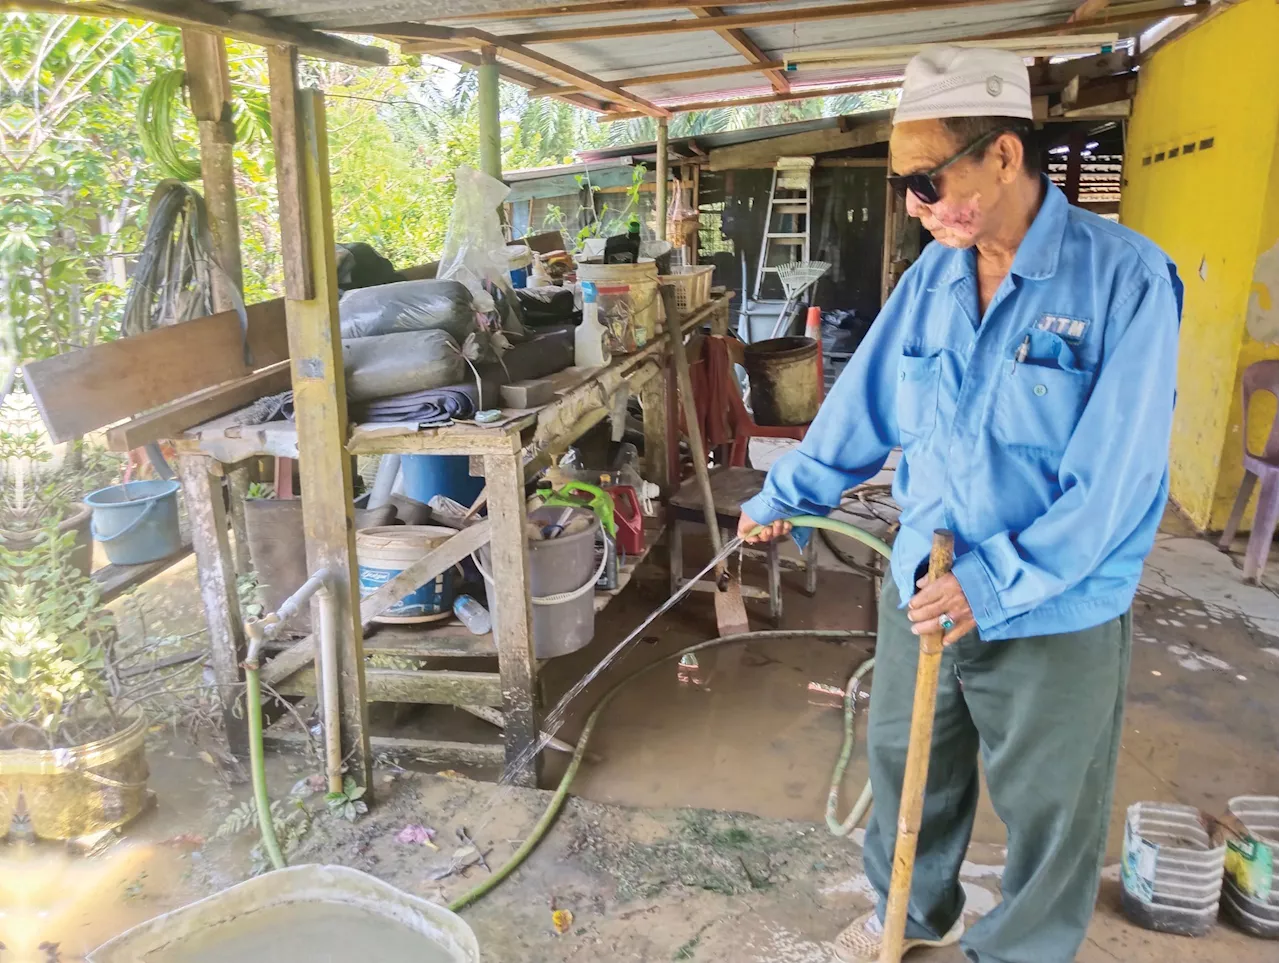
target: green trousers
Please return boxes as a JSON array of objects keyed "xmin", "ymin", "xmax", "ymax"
[{"xmin": 862, "ymin": 579, "xmax": 1131, "ymax": 963}]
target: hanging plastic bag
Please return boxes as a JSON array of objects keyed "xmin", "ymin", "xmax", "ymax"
[{"xmin": 437, "ymin": 166, "xmax": 525, "ymax": 336}]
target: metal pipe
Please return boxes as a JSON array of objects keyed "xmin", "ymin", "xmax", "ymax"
[
  {"xmin": 243, "ymin": 566, "xmax": 332, "ymax": 664},
  {"xmin": 240, "ymin": 566, "xmax": 341, "ymax": 792},
  {"xmin": 317, "ymin": 585, "xmax": 343, "ymax": 793}
]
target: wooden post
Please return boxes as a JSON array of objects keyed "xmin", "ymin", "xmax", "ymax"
[
  {"xmin": 478, "ymin": 46, "xmax": 502, "ymax": 182},
  {"xmin": 1064, "ymin": 130, "xmax": 1086, "ymax": 205},
  {"xmin": 176, "ymin": 453, "xmax": 248, "ymax": 757},
  {"xmin": 655, "ymin": 117, "xmax": 669, "ymax": 244},
  {"xmin": 483, "ymin": 445, "xmax": 540, "ymax": 787},
  {"xmin": 879, "ymin": 530, "xmax": 955, "ymax": 963},
  {"xmin": 267, "ymin": 45, "xmax": 371, "ymax": 787},
  {"xmin": 183, "ymin": 29, "xmax": 252, "ymax": 573},
  {"xmin": 880, "ymin": 148, "xmax": 899, "ymax": 306}
]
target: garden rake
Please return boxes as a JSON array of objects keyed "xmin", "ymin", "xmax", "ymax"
[{"xmin": 768, "ymin": 260, "xmax": 831, "ymax": 339}]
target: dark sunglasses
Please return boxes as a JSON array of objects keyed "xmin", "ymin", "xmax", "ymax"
[{"xmin": 887, "ymin": 128, "xmax": 1009, "ymax": 205}]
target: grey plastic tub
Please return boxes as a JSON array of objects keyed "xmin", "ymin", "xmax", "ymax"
[
  {"xmin": 479, "ymin": 507, "xmax": 600, "ymax": 659},
  {"xmin": 1120, "ymin": 802, "xmax": 1226, "ymax": 937},
  {"xmin": 1223, "ymin": 795, "xmax": 1279, "ymax": 939}
]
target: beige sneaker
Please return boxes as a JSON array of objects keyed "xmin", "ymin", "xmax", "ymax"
[{"xmin": 832, "ymin": 909, "xmax": 964, "ymax": 963}]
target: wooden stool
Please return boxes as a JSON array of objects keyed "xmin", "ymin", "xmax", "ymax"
[{"xmin": 668, "ymin": 466, "xmax": 819, "ymax": 625}]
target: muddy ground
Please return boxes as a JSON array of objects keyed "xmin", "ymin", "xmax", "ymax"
[{"xmin": 10, "ymin": 505, "xmax": 1276, "ymax": 962}]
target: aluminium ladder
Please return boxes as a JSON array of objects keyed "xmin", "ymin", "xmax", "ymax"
[{"xmin": 753, "ymin": 156, "xmax": 815, "ymax": 301}]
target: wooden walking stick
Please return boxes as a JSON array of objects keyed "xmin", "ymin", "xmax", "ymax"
[
  {"xmin": 659, "ymin": 283, "xmax": 750, "ymax": 637},
  {"xmin": 879, "ymin": 529, "xmax": 955, "ymax": 963}
]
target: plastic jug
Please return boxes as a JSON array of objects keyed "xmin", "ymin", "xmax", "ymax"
[
  {"xmin": 607, "ymin": 485, "xmax": 645, "ymax": 555},
  {"xmin": 575, "ymin": 281, "xmax": 610, "ymax": 367}
]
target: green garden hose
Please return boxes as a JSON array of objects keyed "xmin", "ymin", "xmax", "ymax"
[
  {"xmin": 245, "ymin": 664, "xmax": 287, "ymax": 872},
  {"xmin": 447, "ymin": 515, "xmax": 893, "ymax": 912},
  {"xmin": 243, "ymin": 516, "xmax": 892, "ymax": 902},
  {"xmin": 138, "ymin": 69, "xmax": 202, "ymax": 182}
]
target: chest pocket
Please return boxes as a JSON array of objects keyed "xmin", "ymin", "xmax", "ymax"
[
  {"xmin": 896, "ymin": 353, "xmax": 941, "ymax": 443},
  {"xmin": 993, "ymin": 361, "xmax": 1093, "ymax": 452}
]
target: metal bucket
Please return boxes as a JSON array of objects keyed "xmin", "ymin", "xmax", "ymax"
[
  {"xmin": 0, "ymin": 712, "xmax": 149, "ymax": 840},
  {"xmin": 743, "ymin": 336, "xmax": 820, "ymax": 426},
  {"xmin": 356, "ymin": 525, "xmax": 457, "ymax": 623},
  {"xmin": 88, "ymin": 864, "xmax": 480, "ymax": 962},
  {"xmin": 84, "ymin": 480, "xmax": 182, "ymax": 565}
]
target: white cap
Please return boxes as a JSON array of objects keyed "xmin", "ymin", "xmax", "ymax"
[{"xmin": 893, "ymin": 45, "xmax": 1033, "ymax": 125}]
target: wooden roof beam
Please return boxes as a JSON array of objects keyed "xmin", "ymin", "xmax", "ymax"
[
  {"xmin": 442, "ymin": 48, "xmax": 614, "ymax": 112},
  {"xmin": 398, "ymin": 26, "xmax": 669, "ymax": 116},
  {"xmin": 692, "ymin": 7, "xmax": 789, "ymax": 94},
  {"xmin": 84, "ymin": 0, "xmax": 390, "ymax": 65},
  {"xmin": 602, "ymin": 79, "xmax": 902, "ymax": 121},
  {"xmin": 431, "ymin": 0, "xmax": 821, "ymax": 21},
  {"xmin": 503, "ymin": 0, "xmax": 1020, "ymax": 44},
  {"xmin": 527, "ymin": 59, "xmax": 785, "ymax": 98}
]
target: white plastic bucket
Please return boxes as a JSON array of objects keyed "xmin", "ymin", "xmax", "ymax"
[
  {"xmin": 576, "ymin": 260, "xmax": 661, "ymax": 354},
  {"xmin": 88, "ymin": 864, "xmax": 480, "ymax": 962},
  {"xmin": 356, "ymin": 525, "xmax": 457, "ymax": 623}
]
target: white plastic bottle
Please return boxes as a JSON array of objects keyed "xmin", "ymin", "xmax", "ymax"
[{"xmin": 575, "ymin": 281, "xmax": 610, "ymax": 367}]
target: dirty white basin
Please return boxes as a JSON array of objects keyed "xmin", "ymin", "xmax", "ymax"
[{"xmin": 88, "ymin": 864, "xmax": 480, "ymax": 963}]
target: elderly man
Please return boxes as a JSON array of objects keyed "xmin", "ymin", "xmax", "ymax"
[{"xmin": 738, "ymin": 47, "xmax": 1181, "ymax": 963}]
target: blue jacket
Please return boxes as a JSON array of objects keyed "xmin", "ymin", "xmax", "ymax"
[{"xmin": 742, "ymin": 181, "xmax": 1182, "ymax": 640}]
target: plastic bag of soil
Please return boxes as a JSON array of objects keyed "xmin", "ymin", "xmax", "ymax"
[
  {"xmin": 342, "ymin": 329, "xmax": 467, "ymax": 402},
  {"xmin": 339, "ymin": 279, "xmax": 477, "ymax": 342}
]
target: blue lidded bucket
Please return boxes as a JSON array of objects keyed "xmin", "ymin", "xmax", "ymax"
[
  {"xmin": 356, "ymin": 525, "xmax": 457, "ymax": 623},
  {"xmin": 84, "ymin": 480, "xmax": 182, "ymax": 566}
]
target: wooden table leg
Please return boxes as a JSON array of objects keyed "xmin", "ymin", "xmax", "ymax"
[
  {"xmin": 641, "ymin": 369, "xmax": 672, "ymax": 497},
  {"xmin": 226, "ymin": 463, "xmax": 252, "ymax": 573},
  {"xmin": 176, "ymin": 453, "xmax": 248, "ymax": 756},
  {"xmin": 483, "ymin": 447, "xmax": 540, "ymax": 787}
]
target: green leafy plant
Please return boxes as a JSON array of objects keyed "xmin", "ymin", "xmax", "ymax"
[
  {"xmin": 245, "ymin": 482, "xmax": 275, "ymax": 499},
  {"xmin": 216, "ymin": 790, "xmax": 313, "ymax": 874},
  {"xmin": 236, "ymin": 571, "xmax": 265, "ymax": 619},
  {"xmin": 0, "ymin": 524, "xmax": 112, "ymax": 747},
  {"xmin": 325, "ymin": 775, "xmax": 368, "ymax": 823}
]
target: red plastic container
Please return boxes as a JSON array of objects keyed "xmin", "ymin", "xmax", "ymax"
[{"xmin": 607, "ymin": 486, "xmax": 645, "ymax": 555}]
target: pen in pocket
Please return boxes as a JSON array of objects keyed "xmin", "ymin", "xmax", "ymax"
[{"xmin": 1010, "ymin": 334, "xmax": 1030, "ymax": 373}]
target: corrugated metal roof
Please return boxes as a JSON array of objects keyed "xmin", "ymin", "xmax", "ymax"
[{"xmin": 207, "ymin": 0, "xmax": 1140, "ymax": 111}]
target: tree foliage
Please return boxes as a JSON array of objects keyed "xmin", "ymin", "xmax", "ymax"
[{"xmin": 2, "ymin": 11, "xmax": 895, "ymax": 366}]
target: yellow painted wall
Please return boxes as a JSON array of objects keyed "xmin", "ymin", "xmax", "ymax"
[{"xmin": 1121, "ymin": 0, "xmax": 1280, "ymax": 530}]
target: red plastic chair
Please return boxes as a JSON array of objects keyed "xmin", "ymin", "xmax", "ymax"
[{"xmin": 1218, "ymin": 359, "xmax": 1279, "ymax": 583}]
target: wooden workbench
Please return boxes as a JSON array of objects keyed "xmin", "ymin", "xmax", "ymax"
[{"xmin": 176, "ymin": 293, "xmax": 730, "ymax": 785}]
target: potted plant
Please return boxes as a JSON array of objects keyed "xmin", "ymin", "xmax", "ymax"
[{"xmin": 0, "ymin": 518, "xmax": 149, "ymax": 839}]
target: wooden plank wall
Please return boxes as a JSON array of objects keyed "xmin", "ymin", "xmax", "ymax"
[{"xmin": 25, "ymin": 298, "xmax": 289, "ymax": 443}]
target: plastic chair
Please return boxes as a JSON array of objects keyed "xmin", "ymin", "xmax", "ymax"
[
  {"xmin": 1218, "ymin": 360, "xmax": 1279, "ymax": 583},
  {"xmin": 701, "ymin": 335, "xmax": 813, "ymax": 468}
]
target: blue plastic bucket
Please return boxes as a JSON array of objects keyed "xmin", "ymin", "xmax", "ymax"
[
  {"xmin": 84, "ymin": 480, "xmax": 182, "ymax": 566},
  {"xmin": 356, "ymin": 525, "xmax": 457, "ymax": 623},
  {"xmin": 400, "ymin": 454, "xmax": 484, "ymax": 508}
]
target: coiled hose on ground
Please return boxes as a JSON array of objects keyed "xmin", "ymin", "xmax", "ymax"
[{"xmin": 243, "ymin": 515, "xmax": 893, "ymax": 905}]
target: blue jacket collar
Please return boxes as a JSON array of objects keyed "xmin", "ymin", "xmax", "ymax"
[{"xmin": 937, "ymin": 176, "xmax": 1067, "ymax": 285}]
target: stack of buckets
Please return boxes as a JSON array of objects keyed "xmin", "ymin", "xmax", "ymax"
[{"xmin": 1121, "ymin": 797, "xmax": 1280, "ymax": 941}]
